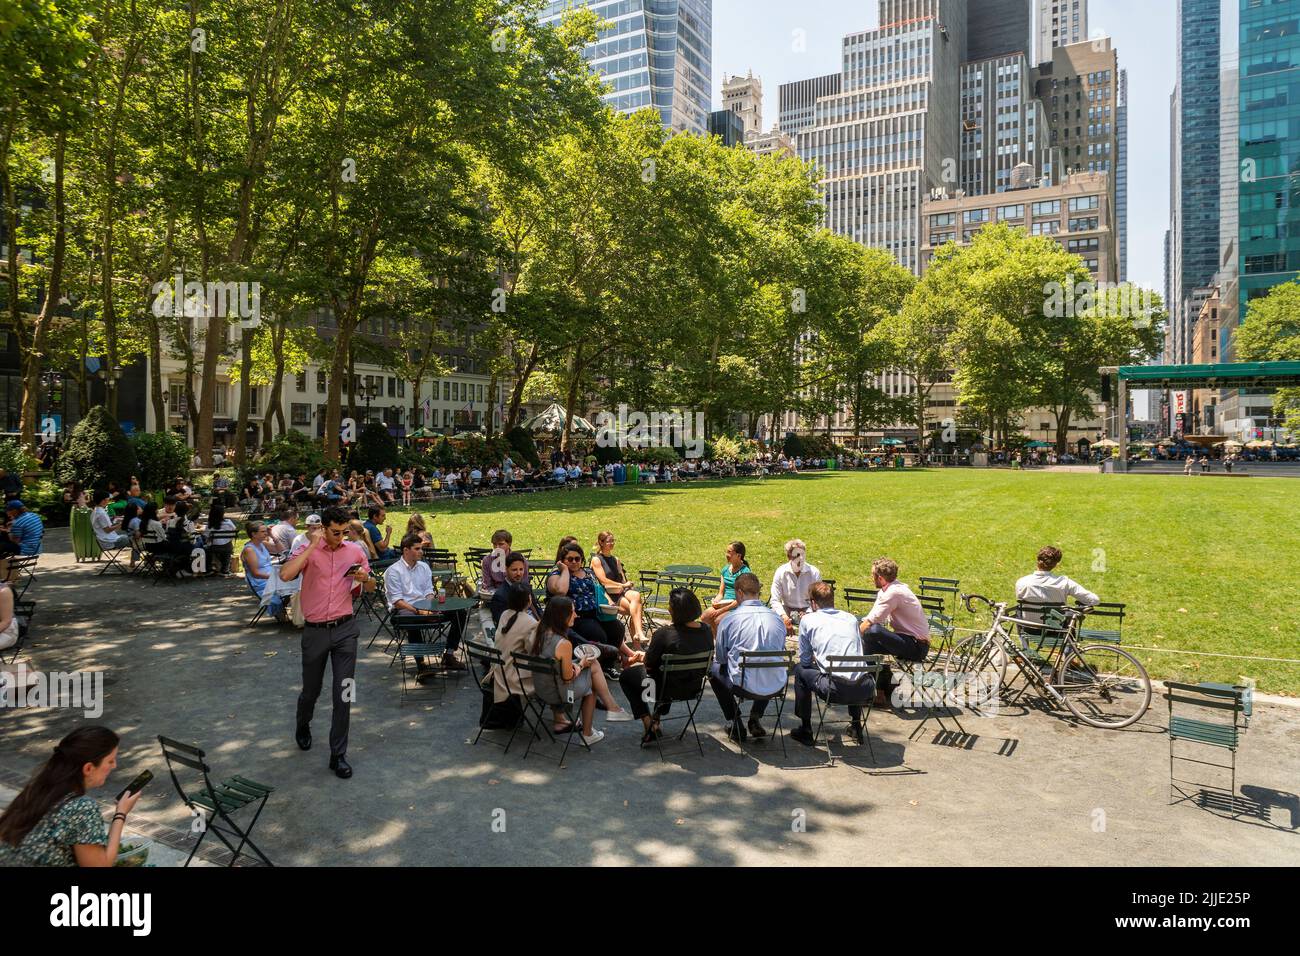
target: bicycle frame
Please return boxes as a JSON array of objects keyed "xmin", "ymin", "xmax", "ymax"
[{"xmin": 968, "ymin": 603, "xmax": 1085, "ymax": 707}]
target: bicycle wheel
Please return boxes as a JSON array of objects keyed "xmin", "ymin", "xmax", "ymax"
[
  {"xmin": 1055, "ymin": 644, "xmax": 1152, "ymax": 729},
  {"xmin": 943, "ymin": 633, "xmax": 1006, "ymax": 714}
]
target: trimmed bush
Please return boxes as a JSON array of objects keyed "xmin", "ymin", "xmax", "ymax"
[
  {"xmin": 53, "ymin": 407, "xmax": 137, "ymax": 493},
  {"xmin": 242, "ymin": 430, "xmax": 333, "ymax": 485},
  {"xmin": 349, "ymin": 422, "xmax": 400, "ymax": 475},
  {"xmin": 130, "ymin": 431, "xmax": 191, "ymax": 492},
  {"xmin": 504, "ymin": 426, "xmax": 540, "ymax": 468}
]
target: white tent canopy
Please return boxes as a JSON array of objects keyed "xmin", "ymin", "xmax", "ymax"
[{"xmin": 521, "ymin": 402, "xmax": 596, "ymax": 437}]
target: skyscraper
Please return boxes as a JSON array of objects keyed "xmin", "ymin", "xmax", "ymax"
[
  {"xmin": 1038, "ymin": 0, "xmax": 1089, "ymax": 64},
  {"xmin": 1116, "ymin": 68, "xmax": 1128, "ymax": 282},
  {"xmin": 1167, "ymin": 0, "xmax": 1221, "ymax": 365},
  {"xmin": 721, "ymin": 72, "xmax": 763, "ymax": 136},
  {"xmin": 538, "ymin": 0, "xmax": 713, "ymax": 137},
  {"xmin": 778, "ymin": 73, "xmax": 841, "ymax": 135},
  {"xmin": 795, "ymin": 0, "xmax": 966, "ymax": 273},
  {"xmin": 968, "ymin": 0, "xmax": 1033, "ymax": 62},
  {"xmin": 960, "ymin": 53, "xmax": 1051, "ymax": 196}
]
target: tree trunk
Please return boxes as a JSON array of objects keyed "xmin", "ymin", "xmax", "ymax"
[
  {"xmin": 562, "ymin": 344, "xmax": 584, "ymax": 455},
  {"xmin": 233, "ymin": 327, "xmax": 253, "ymax": 465},
  {"xmin": 20, "ymin": 126, "xmax": 67, "ymax": 450},
  {"xmin": 1053, "ymin": 406, "xmax": 1072, "ymax": 454},
  {"xmin": 505, "ymin": 341, "xmax": 539, "ymax": 432}
]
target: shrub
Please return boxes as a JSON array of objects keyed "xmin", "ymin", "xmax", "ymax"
[
  {"xmin": 130, "ymin": 431, "xmax": 191, "ymax": 492},
  {"xmin": 504, "ymin": 425, "xmax": 540, "ymax": 468},
  {"xmin": 348, "ymin": 421, "xmax": 400, "ymax": 475},
  {"xmin": 53, "ymin": 407, "xmax": 137, "ymax": 493},
  {"xmin": 0, "ymin": 438, "xmax": 37, "ymax": 476},
  {"xmin": 241, "ymin": 430, "xmax": 332, "ymax": 485},
  {"xmin": 707, "ymin": 435, "xmax": 760, "ymax": 462}
]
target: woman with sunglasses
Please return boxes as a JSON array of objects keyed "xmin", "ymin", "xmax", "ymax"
[
  {"xmin": 546, "ymin": 542, "xmax": 638, "ymax": 671},
  {"xmin": 590, "ymin": 530, "xmax": 645, "ymax": 647}
]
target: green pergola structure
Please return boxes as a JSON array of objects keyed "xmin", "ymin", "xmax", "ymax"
[{"xmin": 1103, "ymin": 362, "xmax": 1300, "ymax": 470}]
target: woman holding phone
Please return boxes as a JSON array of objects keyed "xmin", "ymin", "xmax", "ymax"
[{"xmin": 0, "ymin": 726, "xmax": 144, "ymax": 866}]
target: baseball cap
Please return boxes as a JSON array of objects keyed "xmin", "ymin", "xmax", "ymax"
[
  {"xmin": 305, "ymin": 514, "xmax": 322, "ymax": 525},
  {"xmin": 5, "ymin": 499, "xmax": 23, "ymax": 511}
]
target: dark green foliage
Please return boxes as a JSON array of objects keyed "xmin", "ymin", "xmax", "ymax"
[
  {"xmin": 52, "ymin": 407, "xmax": 137, "ymax": 493},
  {"xmin": 242, "ymin": 430, "xmax": 333, "ymax": 485},
  {"xmin": 348, "ymin": 422, "xmax": 399, "ymax": 475},
  {"xmin": 130, "ymin": 431, "xmax": 191, "ymax": 492},
  {"xmin": 504, "ymin": 426, "xmax": 540, "ymax": 468}
]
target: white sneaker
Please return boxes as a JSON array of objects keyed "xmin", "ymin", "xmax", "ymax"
[
  {"xmin": 582, "ymin": 730, "xmax": 605, "ymax": 746},
  {"xmin": 606, "ymin": 708, "xmax": 635, "ymax": 722}
]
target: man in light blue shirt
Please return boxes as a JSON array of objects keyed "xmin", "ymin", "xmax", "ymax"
[
  {"xmin": 791, "ymin": 581, "xmax": 876, "ymax": 747},
  {"xmin": 708, "ymin": 572, "xmax": 788, "ymax": 742}
]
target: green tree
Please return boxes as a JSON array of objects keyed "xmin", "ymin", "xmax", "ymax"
[
  {"xmin": 1233, "ymin": 279, "xmax": 1300, "ymax": 435},
  {"xmin": 53, "ymin": 405, "xmax": 137, "ymax": 491}
]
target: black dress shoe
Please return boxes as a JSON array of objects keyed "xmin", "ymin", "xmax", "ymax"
[
  {"xmin": 747, "ymin": 717, "xmax": 768, "ymax": 739},
  {"xmin": 850, "ymin": 721, "xmax": 865, "ymax": 744},
  {"xmin": 328, "ymin": 755, "xmax": 352, "ymax": 779},
  {"xmin": 295, "ymin": 725, "xmax": 312, "ymax": 751},
  {"xmin": 789, "ymin": 727, "xmax": 816, "ymax": 747}
]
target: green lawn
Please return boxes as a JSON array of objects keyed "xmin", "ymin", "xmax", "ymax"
[{"xmin": 380, "ymin": 470, "xmax": 1300, "ymax": 695}]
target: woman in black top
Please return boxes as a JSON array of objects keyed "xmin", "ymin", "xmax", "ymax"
[{"xmin": 617, "ymin": 588, "xmax": 714, "ymax": 746}]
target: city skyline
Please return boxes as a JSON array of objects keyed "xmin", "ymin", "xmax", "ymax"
[{"xmin": 713, "ymin": 0, "xmax": 1195, "ymax": 298}]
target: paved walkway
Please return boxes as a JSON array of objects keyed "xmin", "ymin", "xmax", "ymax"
[{"xmin": 3, "ymin": 530, "xmax": 1297, "ymax": 866}]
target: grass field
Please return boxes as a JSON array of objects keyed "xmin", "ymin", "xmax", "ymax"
[{"xmin": 379, "ymin": 469, "xmax": 1300, "ymax": 695}]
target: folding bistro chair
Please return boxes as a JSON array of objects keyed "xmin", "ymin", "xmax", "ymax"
[
  {"xmin": 1077, "ymin": 602, "xmax": 1126, "ymax": 644},
  {"xmin": 396, "ymin": 643, "xmax": 444, "ymax": 702},
  {"xmin": 95, "ymin": 537, "xmax": 131, "ymax": 576},
  {"xmin": 158, "ymin": 736, "xmax": 275, "ymax": 867},
  {"xmin": 1166, "ymin": 682, "xmax": 1249, "ymax": 815},
  {"xmin": 648, "ymin": 650, "xmax": 714, "ymax": 763},
  {"xmin": 918, "ymin": 576, "xmax": 961, "ymax": 617},
  {"xmin": 810, "ymin": 655, "xmax": 885, "ymax": 767},
  {"xmin": 4, "ymin": 555, "xmax": 38, "ymax": 600},
  {"xmin": 732, "ymin": 649, "xmax": 794, "ymax": 758},
  {"xmin": 422, "ymin": 548, "xmax": 458, "ymax": 576},
  {"xmin": 465, "ymin": 639, "xmax": 521, "ymax": 751},
  {"xmin": 509, "ymin": 651, "xmax": 589, "ymax": 767},
  {"xmin": 842, "ymin": 587, "xmax": 878, "ymax": 616}
]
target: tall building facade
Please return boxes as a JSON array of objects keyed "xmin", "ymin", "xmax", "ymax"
[
  {"xmin": 968, "ymin": 0, "xmax": 1033, "ymax": 62},
  {"xmin": 1116, "ymin": 68, "xmax": 1128, "ymax": 281},
  {"xmin": 778, "ymin": 73, "xmax": 841, "ymax": 135},
  {"xmin": 1038, "ymin": 0, "xmax": 1089, "ymax": 64},
  {"xmin": 721, "ymin": 72, "xmax": 763, "ymax": 136},
  {"xmin": 960, "ymin": 53, "xmax": 1051, "ymax": 196},
  {"xmin": 1231, "ymin": 0, "xmax": 1300, "ymax": 439},
  {"xmin": 1167, "ymin": 0, "xmax": 1222, "ymax": 365},
  {"xmin": 795, "ymin": 0, "xmax": 966, "ymax": 273},
  {"xmin": 538, "ymin": 0, "xmax": 713, "ymax": 137}
]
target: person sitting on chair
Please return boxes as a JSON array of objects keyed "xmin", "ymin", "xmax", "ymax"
[
  {"xmin": 528, "ymin": 597, "xmax": 633, "ymax": 744},
  {"xmin": 619, "ymin": 587, "xmax": 714, "ymax": 748},
  {"xmin": 491, "ymin": 551, "xmax": 541, "ymax": 625},
  {"xmin": 363, "ymin": 506, "xmax": 399, "ymax": 561},
  {"xmin": 857, "ymin": 558, "xmax": 930, "ymax": 707},
  {"xmin": 481, "ymin": 529, "xmax": 513, "ymax": 596},
  {"xmin": 488, "ymin": 584, "xmax": 540, "ymax": 725},
  {"xmin": 90, "ymin": 490, "xmax": 129, "ymax": 553},
  {"xmin": 708, "ymin": 571, "xmax": 786, "ymax": 743},
  {"xmin": 386, "ymin": 533, "xmax": 463, "ymax": 679},
  {"xmin": 1014, "ymin": 546, "xmax": 1099, "ymax": 610},
  {"xmin": 791, "ymin": 581, "xmax": 874, "ymax": 746},
  {"xmin": 769, "ymin": 538, "xmax": 822, "ymax": 635},
  {"xmin": 241, "ymin": 521, "xmax": 287, "ymax": 623},
  {"xmin": 546, "ymin": 542, "xmax": 633, "ymax": 670},
  {"xmin": 0, "ymin": 499, "xmax": 43, "ymax": 558},
  {"xmin": 591, "ymin": 530, "xmax": 645, "ymax": 646},
  {"xmin": 701, "ymin": 540, "xmax": 752, "ymax": 631}
]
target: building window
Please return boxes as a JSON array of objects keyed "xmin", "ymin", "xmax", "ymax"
[
  {"xmin": 295, "ymin": 371, "xmax": 306, "ymax": 392},
  {"xmin": 291, "ymin": 403, "xmax": 311, "ymax": 426},
  {"xmin": 387, "ymin": 376, "xmax": 396, "ymax": 398},
  {"xmin": 443, "ymin": 381, "xmax": 450, "ymax": 402},
  {"xmin": 214, "ymin": 384, "xmax": 228, "ymax": 417},
  {"xmin": 316, "ymin": 370, "xmax": 327, "ymax": 393},
  {"xmin": 248, "ymin": 387, "xmax": 260, "ymax": 417},
  {"xmin": 1032, "ymin": 200, "xmax": 1061, "ymax": 216}
]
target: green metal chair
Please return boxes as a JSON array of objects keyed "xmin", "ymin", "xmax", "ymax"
[
  {"xmin": 158, "ymin": 736, "xmax": 274, "ymax": 867},
  {"xmin": 918, "ymin": 576, "xmax": 961, "ymax": 616},
  {"xmin": 1166, "ymin": 682, "xmax": 1249, "ymax": 815},
  {"xmin": 1077, "ymin": 602, "xmax": 1126, "ymax": 644}
]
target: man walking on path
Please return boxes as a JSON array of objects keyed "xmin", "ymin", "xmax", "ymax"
[{"xmin": 280, "ymin": 505, "xmax": 375, "ymax": 779}]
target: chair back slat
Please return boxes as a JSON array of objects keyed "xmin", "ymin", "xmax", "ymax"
[
  {"xmin": 510, "ymin": 651, "xmax": 561, "ymax": 676},
  {"xmin": 660, "ymin": 650, "xmax": 713, "ymax": 675}
]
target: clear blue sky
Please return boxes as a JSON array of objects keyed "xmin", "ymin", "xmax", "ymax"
[{"xmin": 712, "ymin": 0, "xmax": 1229, "ymax": 296}]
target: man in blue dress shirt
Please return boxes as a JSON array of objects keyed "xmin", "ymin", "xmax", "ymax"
[
  {"xmin": 791, "ymin": 581, "xmax": 876, "ymax": 747},
  {"xmin": 709, "ymin": 572, "xmax": 788, "ymax": 742}
]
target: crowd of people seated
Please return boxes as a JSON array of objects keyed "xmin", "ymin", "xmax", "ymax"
[{"xmin": 469, "ymin": 530, "xmax": 1104, "ymax": 751}]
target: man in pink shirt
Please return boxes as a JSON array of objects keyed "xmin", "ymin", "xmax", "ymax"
[
  {"xmin": 858, "ymin": 557, "xmax": 930, "ymax": 706},
  {"xmin": 280, "ymin": 505, "xmax": 375, "ymax": 779}
]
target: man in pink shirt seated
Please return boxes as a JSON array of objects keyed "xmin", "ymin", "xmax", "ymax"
[
  {"xmin": 857, "ymin": 557, "xmax": 930, "ymax": 706},
  {"xmin": 280, "ymin": 505, "xmax": 376, "ymax": 780}
]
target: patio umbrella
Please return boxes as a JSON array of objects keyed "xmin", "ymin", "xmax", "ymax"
[
  {"xmin": 1092, "ymin": 438, "xmax": 1120, "ymax": 449},
  {"xmin": 521, "ymin": 402, "xmax": 596, "ymax": 437},
  {"xmin": 1157, "ymin": 438, "xmax": 1177, "ymax": 447},
  {"xmin": 1026, "ymin": 440, "xmax": 1052, "ymax": 448},
  {"xmin": 1245, "ymin": 439, "xmax": 1273, "ymax": 449},
  {"xmin": 881, "ymin": 438, "xmax": 904, "ymax": 446},
  {"xmin": 1217, "ymin": 439, "xmax": 1243, "ymax": 448},
  {"xmin": 407, "ymin": 427, "xmax": 439, "ymax": 440}
]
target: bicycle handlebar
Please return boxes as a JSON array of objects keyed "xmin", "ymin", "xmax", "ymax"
[{"xmin": 961, "ymin": 593, "xmax": 997, "ymax": 613}]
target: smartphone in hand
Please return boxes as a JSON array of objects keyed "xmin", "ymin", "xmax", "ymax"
[{"xmin": 116, "ymin": 769, "xmax": 153, "ymax": 802}]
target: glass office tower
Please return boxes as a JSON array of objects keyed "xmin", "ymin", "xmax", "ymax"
[{"xmin": 538, "ymin": 0, "xmax": 713, "ymax": 137}]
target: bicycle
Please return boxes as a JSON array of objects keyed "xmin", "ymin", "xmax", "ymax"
[{"xmin": 943, "ymin": 594, "xmax": 1152, "ymax": 729}]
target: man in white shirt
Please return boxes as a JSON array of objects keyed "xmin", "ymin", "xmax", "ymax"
[
  {"xmin": 268, "ymin": 507, "xmax": 298, "ymax": 556},
  {"xmin": 791, "ymin": 582, "xmax": 875, "ymax": 747},
  {"xmin": 769, "ymin": 538, "xmax": 822, "ymax": 634},
  {"xmin": 312, "ymin": 471, "xmax": 327, "ymax": 495},
  {"xmin": 385, "ymin": 533, "xmax": 464, "ymax": 674},
  {"xmin": 91, "ymin": 490, "xmax": 129, "ymax": 549},
  {"xmin": 375, "ymin": 468, "xmax": 396, "ymax": 503},
  {"xmin": 290, "ymin": 514, "xmax": 322, "ymax": 553},
  {"xmin": 1015, "ymin": 546, "xmax": 1099, "ymax": 622}
]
